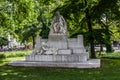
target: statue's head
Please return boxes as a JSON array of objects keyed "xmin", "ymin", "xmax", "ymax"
[{"xmin": 55, "ymin": 11, "xmax": 60, "ymax": 16}]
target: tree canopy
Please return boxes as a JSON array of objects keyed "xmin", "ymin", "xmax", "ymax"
[{"xmin": 1, "ymin": 0, "xmax": 120, "ymax": 58}]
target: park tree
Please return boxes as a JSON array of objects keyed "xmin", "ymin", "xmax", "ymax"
[
  {"xmin": 21, "ymin": 24, "xmax": 41, "ymax": 49},
  {"xmin": 0, "ymin": 0, "xmax": 65, "ymax": 48},
  {"xmin": 53, "ymin": 0, "xmax": 99, "ymax": 58},
  {"xmin": 0, "ymin": 0, "xmax": 39, "ymax": 43},
  {"xmin": 92, "ymin": 0, "xmax": 120, "ymax": 52},
  {"xmin": 0, "ymin": 37, "xmax": 9, "ymax": 49},
  {"xmin": 54, "ymin": 0, "xmax": 120, "ymax": 58},
  {"xmin": 37, "ymin": 5, "xmax": 50, "ymax": 39}
]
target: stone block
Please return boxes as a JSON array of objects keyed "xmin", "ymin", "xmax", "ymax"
[
  {"xmin": 78, "ymin": 54, "xmax": 87, "ymax": 62},
  {"xmin": 25, "ymin": 55, "xmax": 29, "ymax": 60},
  {"xmin": 47, "ymin": 41, "xmax": 68, "ymax": 49},
  {"xmin": 77, "ymin": 35, "xmax": 84, "ymax": 46},
  {"xmin": 48, "ymin": 34, "xmax": 67, "ymax": 41},
  {"xmin": 58, "ymin": 49, "xmax": 72, "ymax": 54},
  {"xmin": 72, "ymin": 48, "xmax": 85, "ymax": 54},
  {"xmin": 8, "ymin": 59, "xmax": 101, "ymax": 68},
  {"xmin": 68, "ymin": 42, "xmax": 83, "ymax": 49},
  {"xmin": 40, "ymin": 55, "xmax": 53, "ymax": 61},
  {"xmin": 26, "ymin": 54, "xmax": 88, "ymax": 62},
  {"xmin": 30, "ymin": 54, "xmax": 35, "ymax": 61}
]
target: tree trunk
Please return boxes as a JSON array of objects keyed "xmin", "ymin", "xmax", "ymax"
[
  {"xmin": 32, "ymin": 36, "xmax": 35, "ymax": 49},
  {"xmin": 106, "ymin": 44, "xmax": 112, "ymax": 52},
  {"xmin": 99, "ymin": 44, "xmax": 103, "ymax": 56},
  {"xmin": 0, "ymin": 45, "xmax": 3, "ymax": 49},
  {"xmin": 105, "ymin": 38, "xmax": 112, "ymax": 52},
  {"xmin": 85, "ymin": 0, "xmax": 96, "ymax": 58},
  {"xmin": 90, "ymin": 39, "xmax": 96, "ymax": 58},
  {"xmin": 106, "ymin": 35, "xmax": 112, "ymax": 52},
  {"xmin": 105, "ymin": 26, "xmax": 112, "ymax": 53},
  {"xmin": 100, "ymin": 44, "xmax": 103, "ymax": 51}
]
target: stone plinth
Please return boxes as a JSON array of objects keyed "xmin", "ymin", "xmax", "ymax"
[
  {"xmin": 68, "ymin": 35, "xmax": 85, "ymax": 49},
  {"xmin": 48, "ymin": 33, "xmax": 68, "ymax": 49},
  {"xmin": 58, "ymin": 49, "xmax": 71, "ymax": 54},
  {"xmin": 72, "ymin": 48, "xmax": 86, "ymax": 54},
  {"xmin": 26, "ymin": 54, "xmax": 88, "ymax": 62},
  {"xmin": 47, "ymin": 41, "xmax": 68, "ymax": 49},
  {"xmin": 48, "ymin": 33, "xmax": 67, "ymax": 41},
  {"xmin": 8, "ymin": 59, "xmax": 100, "ymax": 68}
]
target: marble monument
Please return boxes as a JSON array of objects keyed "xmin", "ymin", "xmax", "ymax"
[{"xmin": 8, "ymin": 11, "xmax": 100, "ymax": 68}]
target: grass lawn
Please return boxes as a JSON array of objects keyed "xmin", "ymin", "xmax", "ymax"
[{"xmin": 1, "ymin": 51, "xmax": 120, "ymax": 80}]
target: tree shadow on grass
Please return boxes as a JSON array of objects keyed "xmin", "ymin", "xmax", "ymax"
[
  {"xmin": 1, "ymin": 59, "xmax": 120, "ymax": 80},
  {"xmin": 0, "ymin": 64, "xmax": 101, "ymax": 80},
  {"xmin": 0, "ymin": 64, "xmax": 84, "ymax": 80},
  {"xmin": 101, "ymin": 57, "xmax": 120, "ymax": 60}
]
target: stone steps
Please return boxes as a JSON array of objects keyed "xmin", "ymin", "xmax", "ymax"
[{"xmin": 8, "ymin": 59, "xmax": 100, "ymax": 68}]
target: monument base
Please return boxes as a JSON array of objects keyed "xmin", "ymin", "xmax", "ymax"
[
  {"xmin": 25, "ymin": 54, "xmax": 88, "ymax": 62},
  {"xmin": 8, "ymin": 59, "xmax": 100, "ymax": 68}
]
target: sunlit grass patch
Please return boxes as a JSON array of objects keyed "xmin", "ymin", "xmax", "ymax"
[
  {"xmin": 100, "ymin": 52, "xmax": 120, "ymax": 59},
  {"xmin": 0, "ymin": 50, "xmax": 31, "ymax": 59}
]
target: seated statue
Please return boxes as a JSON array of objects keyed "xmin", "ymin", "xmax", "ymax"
[
  {"xmin": 32, "ymin": 36, "xmax": 58, "ymax": 55},
  {"xmin": 51, "ymin": 11, "xmax": 67, "ymax": 34}
]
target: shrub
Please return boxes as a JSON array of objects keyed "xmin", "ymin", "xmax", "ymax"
[
  {"xmin": 99, "ymin": 52, "xmax": 120, "ymax": 59},
  {"xmin": 0, "ymin": 50, "xmax": 31, "ymax": 59},
  {"xmin": 0, "ymin": 53, "xmax": 6, "ymax": 58}
]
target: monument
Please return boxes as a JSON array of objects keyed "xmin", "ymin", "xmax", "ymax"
[{"xmin": 8, "ymin": 11, "xmax": 100, "ymax": 68}]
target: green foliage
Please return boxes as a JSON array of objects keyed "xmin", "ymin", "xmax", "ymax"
[
  {"xmin": 100, "ymin": 52, "xmax": 120, "ymax": 59},
  {"xmin": 21, "ymin": 24, "xmax": 41, "ymax": 43},
  {"xmin": 8, "ymin": 0, "xmax": 38, "ymax": 27},
  {"xmin": 0, "ymin": 0, "xmax": 39, "ymax": 42},
  {"xmin": 40, "ymin": 24, "xmax": 50, "ymax": 39},
  {"xmin": 0, "ymin": 37, "xmax": 9, "ymax": 47},
  {"xmin": 0, "ymin": 54, "xmax": 6, "ymax": 59},
  {"xmin": 0, "ymin": 50, "xmax": 31, "ymax": 59},
  {"xmin": 93, "ymin": 0, "xmax": 120, "ymax": 51},
  {"xmin": 57, "ymin": 0, "xmax": 120, "ymax": 54},
  {"xmin": 37, "ymin": 8, "xmax": 50, "ymax": 39}
]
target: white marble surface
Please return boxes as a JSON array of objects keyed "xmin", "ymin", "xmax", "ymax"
[
  {"xmin": 8, "ymin": 59, "xmax": 100, "ymax": 68},
  {"xmin": 26, "ymin": 54, "xmax": 88, "ymax": 62}
]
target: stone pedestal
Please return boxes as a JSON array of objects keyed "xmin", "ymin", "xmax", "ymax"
[
  {"xmin": 58, "ymin": 49, "xmax": 71, "ymax": 54},
  {"xmin": 48, "ymin": 33, "xmax": 67, "ymax": 41},
  {"xmin": 8, "ymin": 59, "xmax": 100, "ymax": 68},
  {"xmin": 48, "ymin": 33, "xmax": 68, "ymax": 49},
  {"xmin": 47, "ymin": 41, "xmax": 68, "ymax": 49},
  {"xmin": 26, "ymin": 54, "xmax": 88, "ymax": 62}
]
